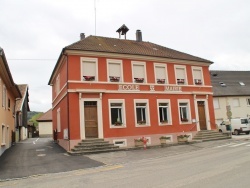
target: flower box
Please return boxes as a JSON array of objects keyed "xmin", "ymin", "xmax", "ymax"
[
  {"xmin": 181, "ymin": 118, "xmax": 188, "ymax": 122},
  {"xmin": 114, "ymin": 121, "xmax": 122, "ymax": 126},
  {"xmin": 157, "ymin": 79, "xmax": 165, "ymax": 84},
  {"xmin": 110, "ymin": 76, "xmax": 120, "ymax": 82},
  {"xmin": 194, "ymin": 79, "xmax": 202, "ymax": 85},
  {"xmin": 159, "ymin": 136, "xmax": 171, "ymax": 144},
  {"xmin": 134, "ymin": 137, "xmax": 148, "ymax": 147},
  {"xmin": 160, "ymin": 120, "xmax": 168, "ymax": 124},
  {"xmin": 83, "ymin": 76, "xmax": 95, "ymax": 81},
  {"xmin": 177, "ymin": 79, "xmax": 185, "ymax": 84},
  {"xmin": 177, "ymin": 134, "xmax": 190, "ymax": 142},
  {"xmin": 134, "ymin": 78, "xmax": 144, "ymax": 83},
  {"xmin": 134, "ymin": 140, "xmax": 144, "ymax": 147},
  {"xmin": 137, "ymin": 120, "xmax": 146, "ymax": 125}
]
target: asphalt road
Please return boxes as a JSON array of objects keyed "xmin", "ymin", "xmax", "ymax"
[
  {"xmin": 0, "ymin": 138, "xmax": 103, "ymax": 180},
  {"xmin": 1, "ymin": 136, "xmax": 250, "ymax": 187}
]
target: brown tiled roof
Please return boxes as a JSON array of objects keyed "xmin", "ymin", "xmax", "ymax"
[
  {"xmin": 65, "ymin": 36, "xmax": 213, "ymax": 63},
  {"xmin": 210, "ymin": 70, "xmax": 250, "ymax": 96},
  {"xmin": 16, "ymin": 84, "xmax": 29, "ymax": 111},
  {"xmin": 37, "ymin": 109, "xmax": 52, "ymax": 122}
]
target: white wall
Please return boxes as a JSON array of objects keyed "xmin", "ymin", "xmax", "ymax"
[{"xmin": 39, "ymin": 122, "xmax": 53, "ymax": 137}]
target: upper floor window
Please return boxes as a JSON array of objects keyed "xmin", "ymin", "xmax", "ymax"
[
  {"xmin": 55, "ymin": 74, "xmax": 60, "ymax": 95},
  {"xmin": 2, "ymin": 85, "xmax": 6, "ymax": 109},
  {"xmin": 233, "ymin": 98, "xmax": 240, "ymax": 107},
  {"xmin": 247, "ymin": 98, "xmax": 250, "ymax": 106},
  {"xmin": 154, "ymin": 64, "xmax": 167, "ymax": 84},
  {"xmin": 81, "ymin": 57, "xmax": 98, "ymax": 81},
  {"xmin": 107, "ymin": 59, "xmax": 123, "ymax": 82},
  {"xmin": 178, "ymin": 100, "xmax": 191, "ymax": 123},
  {"xmin": 132, "ymin": 62, "xmax": 146, "ymax": 83},
  {"xmin": 109, "ymin": 100, "xmax": 126, "ymax": 128},
  {"xmin": 134, "ymin": 99, "xmax": 150, "ymax": 126},
  {"xmin": 192, "ymin": 67, "xmax": 203, "ymax": 85},
  {"xmin": 175, "ymin": 66, "xmax": 187, "ymax": 85},
  {"xmin": 213, "ymin": 98, "xmax": 220, "ymax": 109}
]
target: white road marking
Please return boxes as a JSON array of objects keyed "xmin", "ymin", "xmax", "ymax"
[
  {"xmin": 36, "ymin": 149, "xmax": 45, "ymax": 152},
  {"xmin": 37, "ymin": 154, "xmax": 46, "ymax": 157},
  {"xmin": 229, "ymin": 142, "xmax": 249, "ymax": 147},
  {"xmin": 214, "ymin": 143, "xmax": 235, "ymax": 148},
  {"xmin": 36, "ymin": 138, "xmax": 39, "ymax": 142}
]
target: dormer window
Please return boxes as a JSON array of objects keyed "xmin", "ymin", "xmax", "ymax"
[
  {"xmin": 239, "ymin": 82, "xmax": 245, "ymax": 86},
  {"xmin": 220, "ymin": 82, "xmax": 226, "ymax": 87}
]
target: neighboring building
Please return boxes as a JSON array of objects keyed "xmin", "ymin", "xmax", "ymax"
[
  {"xmin": 37, "ymin": 109, "xmax": 52, "ymax": 137},
  {"xmin": 49, "ymin": 27, "xmax": 216, "ymax": 151},
  {"xmin": 211, "ymin": 70, "xmax": 250, "ymax": 125},
  {"xmin": 0, "ymin": 47, "xmax": 22, "ymax": 156},
  {"xmin": 15, "ymin": 84, "xmax": 30, "ymax": 141}
]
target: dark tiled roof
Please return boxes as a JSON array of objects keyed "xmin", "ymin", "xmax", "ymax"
[
  {"xmin": 37, "ymin": 109, "xmax": 52, "ymax": 122},
  {"xmin": 65, "ymin": 36, "xmax": 212, "ymax": 63},
  {"xmin": 210, "ymin": 71, "xmax": 250, "ymax": 96},
  {"xmin": 16, "ymin": 84, "xmax": 29, "ymax": 111}
]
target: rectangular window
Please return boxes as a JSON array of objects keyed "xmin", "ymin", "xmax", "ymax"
[
  {"xmin": 158, "ymin": 103, "xmax": 169, "ymax": 124},
  {"xmin": 175, "ymin": 66, "xmax": 187, "ymax": 85},
  {"xmin": 155, "ymin": 64, "xmax": 167, "ymax": 84},
  {"xmin": 81, "ymin": 58, "xmax": 98, "ymax": 81},
  {"xmin": 134, "ymin": 100, "xmax": 150, "ymax": 126},
  {"xmin": 2, "ymin": 85, "xmax": 6, "ymax": 109},
  {"xmin": 192, "ymin": 67, "xmax": 203, "ymax": 85},
  {"xmin": 213, "ymin": 98, "xmax": 220, "ymax": 109},
  {"xmin": 108, "ymin": 60, "xmax": 122, "ymax": 82},
  {"xmin": 247, "ymin": 98, "xmax": 250, "ymax": 106},
  {"xmin": 233, "ymin": 98, "xmax": 240, "ymax": 107},
  {"xmin": 55, "ymin": 74, "xmax": 60, "ymax": 95},
  {"xmin": 57, "ymin": 108, "xmax": 61, "ymax": 132},
  {"xmin": 132, "ymin": 62, "xmax": 146, "ymax": 83},
  {"xmin": 2, "ymin": 125, "xmax": 5, "ymax": 145},
  {"xmin": 179, "ymin": 102, "xmax": 190, "ymax": 123},
  {"xmin": 109, "ymin": 100, "xmax": 126, "ymax": 127}
]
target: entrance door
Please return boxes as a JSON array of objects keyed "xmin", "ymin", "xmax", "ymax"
[
  {"xmin": 84, "ymin": 101, "xmax": 98, "ymax": 138},
  {"xmin": 198, "ymin": 101, "xmax": 207, "ymax": 130}
]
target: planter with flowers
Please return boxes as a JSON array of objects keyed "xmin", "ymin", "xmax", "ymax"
[
  {"xmin": 134, "ymin": 137, "xmax": 148, "ymax": 147},
  {"xmin": 159, "ymin": 136, "xmax": 171, "ymax": 144},
  {"xmin": 177, "ymin": 134, "xmax": 190, "ymax": 142},
  {"xmin": 134, "ymin": 78, "xmax": 144, "ymax": 83}
]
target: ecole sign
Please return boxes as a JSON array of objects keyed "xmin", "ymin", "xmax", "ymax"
[{"xmin": 118, "ymin": 84, "xmax": 182, "ymax": 92}]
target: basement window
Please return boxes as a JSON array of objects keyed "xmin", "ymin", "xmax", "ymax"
[{"xmin": 113, "ymin": 139, "xmax": 127, "ymax": 147}]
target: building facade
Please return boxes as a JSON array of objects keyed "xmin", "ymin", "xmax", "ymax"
[
  {"xmin": 211, "ymin": 70, "xmax": 250, "ymax": 125},
  {"xmin": 0, "ymin": 47, "xmax": 22, "ymax": 156},
  {"xmin": 49, "ymin": 30, "xmax": 216, "ymax": 151}
]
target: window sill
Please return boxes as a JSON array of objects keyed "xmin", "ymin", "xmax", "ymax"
[
  {"xmin": 159, "ymin": 123, "xmax": 172, "ymax": 126},
  {"xmin": 110, "ymin": 125, "xmax": 126, "ymax": 129},
  {"xmin": 135, "ymin": 124, "xmax": 150, "ymax": 127}
]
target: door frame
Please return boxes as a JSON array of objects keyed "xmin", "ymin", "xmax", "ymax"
[
  {"xmin": 80, "ymin": 98, "xmax": 103, "ymax": 139},
  {"xmin": 194, "ymin": 97, "xmax": 211, "ymax": 131}
]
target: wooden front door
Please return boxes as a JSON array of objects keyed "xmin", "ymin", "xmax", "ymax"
[
  {"xmin": 198, "ymin": 101, "xmax": 207, "ymax": 130},
  {"xmin": 84, "ymin": 101, "xmax": 98, "ymax": 138}
]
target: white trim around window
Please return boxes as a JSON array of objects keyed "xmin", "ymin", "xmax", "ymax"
[
  {"xmin": 132, "ymin": 61, "xmax": 147, "ymax": 83},
  {"xmin": 154, "ymin": 63, "xmax": 168, "ymax": 84},
  {"xmin": 134, "ymin": 99, "xmax": 150, "ymax": 127},
  {"xmin": 178, "ymin": 99, "xmax": 191, "ymax": 124},
  {"xmin": 157, "ymin": 99, "xmax": 172, "ymax": 125},
  {"xmin": 113, "ymin": 139, "xmax": 127, "ymax": 147},
  {"xmin": 174, "ymin": 65, "xmax": 187, "ymax": 85},
  {"xmin": 109, "ymin": 99, "xmax": 126, "ymax": 128},
  {"xmin": 192, "ymin": 66, "xmax": 204, "ymax": 86},
  {"xmin": 107, "ymin": 59, "xmax": 123, "ymax": 82},
  {"xmin": 81, "ymin": 57, "xmax": 98, "ymax": 82}
]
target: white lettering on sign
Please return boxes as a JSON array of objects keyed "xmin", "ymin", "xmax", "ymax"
[
  {"xmin": 150, "ymin": 85, "xmax": 155, "ymax": 91},
  {"xmin": 118, "ymin": 85, "xmax": 140, "ymax": 91},
  {"xmin": 165, "ymin": 86, "xmax": 182, "ymax": 91}
]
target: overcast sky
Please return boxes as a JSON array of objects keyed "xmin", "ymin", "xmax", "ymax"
[{"xmin": 1, "ymin": 0, "xmax": 249, "ymax": 112}]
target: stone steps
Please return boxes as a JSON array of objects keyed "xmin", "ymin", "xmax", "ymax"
[
  {"xmin": 193, "ymin": 130, "xmax": 231, "ymax": 142},
  {"xmin": 68, "ymin": 138, "xmax": 122, "ymax": 156}
]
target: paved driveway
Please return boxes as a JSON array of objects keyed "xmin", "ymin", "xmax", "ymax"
[{"xmin": 0, "ymin": 138, "xmax": 103, "ymax": 180}]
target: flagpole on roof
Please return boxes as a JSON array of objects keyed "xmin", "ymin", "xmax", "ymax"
[{"xmin": 94, "ymin": 0, "xmax": 96, "ymax": 35}]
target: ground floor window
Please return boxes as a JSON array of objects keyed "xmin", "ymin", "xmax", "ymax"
[
  {"xmin": 179, "ymin": 101, "xmax": 190, "ymax": 123},
  {"xmin": 158, "ymin": 102, "xmax": 170, "ymax": 124},
  {"xmin": 109, "ymin": 100, "xmax": 126, "ymax": 127},
  {"xmin": 135, "ymin": 100, "xmax": 150, "ymax": 126}
]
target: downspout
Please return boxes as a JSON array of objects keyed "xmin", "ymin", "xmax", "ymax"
[{"xmin": 66, "ymin": 53, "xmax": 70, "ymax": 151}]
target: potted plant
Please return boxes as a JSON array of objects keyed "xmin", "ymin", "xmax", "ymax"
[
  {"xmin": 134, "ymin": 78, "xmax": 144, "ymax": 83},
  {"xmin": 159, "ymin": 136, "xmax": 171, "ymax": 144},
  {"xmin": 83, "ymin": 76, "xmax": 95, "ymax": 81},
  {"xmin": 177, "ymin": 134, "xmax": 190, "ymax": 142},
  {"xmin": 181, "ymin": 118, "xmax": 188, "ymax": 122},
  {"xmin": 138, "ymin": 120, "xmax": 146, "ymax": 125},
  {"xmin": 109, "ymin": 76, "xmax": 120, "ymax": 82},
  {"xmin": 134, "ymin": 137, "xmax": 148, "ymax": 147},
  {"xmin": 157, "ymin": 79, "xmax": 165, "ymax": 84}
]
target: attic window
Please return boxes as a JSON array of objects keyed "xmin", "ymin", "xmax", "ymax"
[
  {"xmin": 239, "ymin": 82, "xmax": 245, "ymax": 86},
  {"xmin": 219, "ymin": 82, "xmax": 226, "ymax": 87}
]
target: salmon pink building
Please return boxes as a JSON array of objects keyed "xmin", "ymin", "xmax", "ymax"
[{"xmin": 49, "ymin": 28, "xmax": 216, "ymax": 151}]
